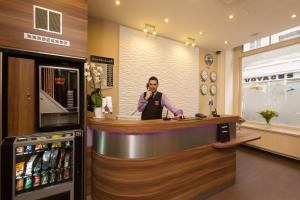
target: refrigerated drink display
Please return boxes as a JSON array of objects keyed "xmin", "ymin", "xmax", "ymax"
[{"xmin": 14, "ymin": 132, "xmax": 74, "ymax": 196}]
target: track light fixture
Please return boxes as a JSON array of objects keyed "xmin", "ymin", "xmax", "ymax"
[
  {"xmin": 186, "ymin": 37, "xmax": 196, "ymax": 47},
  {"xmin": 143, "ymin": 24, "xmax": 157, "ymax": 36}
]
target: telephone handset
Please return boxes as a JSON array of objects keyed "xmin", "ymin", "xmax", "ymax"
[
  {"xmin": 195, "ymin": 113, "xmax": 207, "ymax": 119},
  {"xmin": 145, "ymin": 83, "xmax": 153, "ymax": 99}
]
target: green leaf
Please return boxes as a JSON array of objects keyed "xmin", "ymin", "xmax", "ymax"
[{"xmin": 91, "ymin": 93, "xmax": 102, "ymax": 107}]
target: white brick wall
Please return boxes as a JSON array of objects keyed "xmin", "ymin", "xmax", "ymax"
[{"xmin": 119, "ymin": 26, "xmax": 199, "ymax": 117}]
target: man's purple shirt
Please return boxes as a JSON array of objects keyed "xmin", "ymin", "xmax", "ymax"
[{"xmin": 137, "ymin": 91, "xmax": 183, "ymax": 116}]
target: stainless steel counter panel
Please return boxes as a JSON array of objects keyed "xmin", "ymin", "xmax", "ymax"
[{"xmin": 93, "ymin": 123, "xmax": 236, "ymax": 159}]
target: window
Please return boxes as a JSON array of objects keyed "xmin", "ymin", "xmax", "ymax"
[
  {"xmin": 242, "ymin": 43, "xmax": 300, "ymax": 127},
  {"xmin": 34, "ymin": 5, "xmax": 62, "ymax": 34},
  {"xmin": 243, "ymin": 26, "xmax": 300, "ymax": 52}
]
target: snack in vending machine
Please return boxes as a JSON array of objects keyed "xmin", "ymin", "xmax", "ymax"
[
  {"xmin": 56, "ymin": 169, "xmax": 63, "ymax": 182},
  {"xmin": 42, "ymin": 150, "xmax": 51, "ymax": 170},
  {"xmin": 51, "ymin": 135, "xmax": 63, "ymax": 148},
  {"xmin": 63, "ymin": 168, "xmax": 70, "ymax": 180},
  {"xmin": 25, "ymin": 145, "xmax": 33, "ymax": 154},
  {"xmin": 33, "ymin": 157, "xmax": 42, "ymax": 174},
  {"xmin": 16, "ymin": 146, "xmax": 24, "ymax": 154},
  {"xmin": 33, "ymin": 174, "xmax": 41, "ymax": 187},
  {"xmin": 35, "ymin": 144, "xmax": 43, "ymax": 151},
  {"xmin": 50, "ymin": 149, "xmax": 59, "ymax": 169},
  {"xmin": 65, "ymin": 141, "xmax": 72, "ymax": 148},
  {"xmin": 41, "ymin": 171, "xmax": 49, "ymax": 185},
  {"xmin": 16, "ymin": 162, "xmax": 26, "ymax": 177},
  {"xmin": 24, "ymin": 176, "xmax": 33, "ymax": 190},
  {"xmin": 57, "ymin": 149, "xmax": 65, "ymax": 169},
  {"xmin": 64, "ymin": 151, "xmax": 71, "ymax": 168},
  {"xmin": 16, "ymin": 178, "xmax": 24, "ymax": 191},
  {"xmin": 49, "ymin": 170, "xmax": 56, "ymax": 184},
  {"xmin": 25, "ymin": 155, "xmax": 38, "ymax": 176}
]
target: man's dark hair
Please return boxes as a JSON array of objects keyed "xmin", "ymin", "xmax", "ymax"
[{"xmin": 148, "ymin": 76, "xmax": 158, "ymax": 84}]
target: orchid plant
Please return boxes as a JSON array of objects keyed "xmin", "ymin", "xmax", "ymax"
[{"xmin": 84, "ymin": 62, "xmax": 104, "ymax": 108}]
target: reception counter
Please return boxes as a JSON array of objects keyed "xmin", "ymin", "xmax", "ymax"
[{"xmin": 88, "ymin": 115, "xmax": 259, "ymax": 200}]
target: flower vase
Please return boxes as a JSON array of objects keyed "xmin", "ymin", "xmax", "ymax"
[
  {"xmin": 94, "ymin": 107, "xmax": 103, "ymax": 118},
  {"xmin": 265, "ymin": 119, "xmax": 272, "ymax": 128}
]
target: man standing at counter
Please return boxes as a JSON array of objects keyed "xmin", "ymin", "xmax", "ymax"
[{"xmin": 137, "ymin": 76, "xmax": 183, "ymax": 120}]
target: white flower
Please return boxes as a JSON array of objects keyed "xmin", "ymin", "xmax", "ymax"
[
  {"xmin": 94, "ymin": 77, "xmax": 100, "ymax": 83},
  {"xmin": 86, "ymin": 76, "xmax": 92, "ymax": 81},
  {"xmin": 98, "ymin": 67, "xmax": 103, "ymax": 74},
  {"xmin": 84, "ymin": 63, "xmax": 90, "ymax": 70},
  {"xmin": 90, "ymin": 63, "xmax": 96, "ymax": 68}
]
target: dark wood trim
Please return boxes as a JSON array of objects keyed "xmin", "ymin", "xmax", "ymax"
[{"xmin": 212, "ymin": 132, "xmax": 261, "ymax": 148}]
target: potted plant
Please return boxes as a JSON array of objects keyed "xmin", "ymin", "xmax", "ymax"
[
  {"xmin": 258, "ymin": 109, "xmax": 279, "ymax": 126},
  {"xmin": 84, "ymin": 62, "xmax": 104, "ymax": 118}
]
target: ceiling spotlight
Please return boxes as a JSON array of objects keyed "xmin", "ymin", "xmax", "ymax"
[
  {"xmin": 291, "ymin": 14, "xmax": 297, "ymax": 19},
  {"xmin": 228, "ymin": 14, "xmax": 234, "ymax": 19},
  {"xmin": 186, "ymin": 37, "xmax": 196, "ymax": 47},
  {"xmin": 164, "ymin": 18, "xmax": 169, "ymax": 23},
  {"xmin": 199, "ymin": 31, "xmax": 203, "ymax": 35},
  {"xmin": 115, "ymin": 0, "xmax": 120, "ymax": 5},
  {"xmin": 143, "ymin": 24, "xmax": 157, "ymax": 36},
  {"xmin": 224, "ymin": 41, "xmax": 228, "ymax": 44}
]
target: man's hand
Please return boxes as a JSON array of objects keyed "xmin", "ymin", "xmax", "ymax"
[{"xmin": 145, "ymin": 90, "xmax": 152, "ymax": 100}]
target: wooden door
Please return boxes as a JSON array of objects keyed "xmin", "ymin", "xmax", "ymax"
[{"xmin": 8, "ymin": 57, "xmax": 36, "ymax": 136}]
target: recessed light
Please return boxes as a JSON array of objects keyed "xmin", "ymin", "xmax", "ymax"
[
  {"xmin": 192, "ymin": 43, "xmax": 195, "ymax": 47},
  {"xmin": 164, "ymin": 18, "xmax": 169, "ymax": 23},
  {"xmin": 224, "ymin": 41, "xmax": 228, "ymax": 44},
  {"xmin": 152, "ymin": 31, "xmax": 157, "ymax": 35},
  {"xmin": 228, "ymin": 14, "xmax": 234, "ymax": 19},
  {"xmin": 199, "ymin": 31, "xmax": 203, "ymax": 35},
  {"xmin": 115, "ymin": 0, "xmax": 120, "ymax": 5},
  {"xmin": 291, "ymin": 14, "xmax": 296, "ymax": 19},
  {"xmin": 185, "ymin": 41, "xmax": 189, "ymax": 45},
  {"xmin": 143, "ymin": 28, "xmax": 148, "ymax": 33}
]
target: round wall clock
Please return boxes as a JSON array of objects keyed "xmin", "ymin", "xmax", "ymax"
[
  {"xmin": 210, "ymin": 71, "xmax": 217, "ymax": 82},
  {"xmin": 200, "ymin": 70, "xmax": 208, "ymax": 81},
  {"xmin": 204, "ymin": 54, "xmax": 213, "ymax": 66},
  {"xmin": 200, "ymin": 84, "xmax": 208, "ymax": 95},
  {"xmin": 210, "ymin": 85, "xmax": 217, "ymax": 96}
]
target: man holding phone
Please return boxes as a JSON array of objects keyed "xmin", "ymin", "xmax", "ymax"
[{"xmin": 137, "ymin": 76, "xmax": 184, "ymax": 120}]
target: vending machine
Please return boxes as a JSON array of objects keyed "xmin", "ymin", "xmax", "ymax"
[
  {"xmin": 1, "ymin": 130, "xmax": 83, "ymax": 200},
  {"xmin": 0, "ymin": 49, "xmax": 85, "ymax": 200}
]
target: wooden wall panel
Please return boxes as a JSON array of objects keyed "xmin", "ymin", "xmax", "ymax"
[
  {"xmin": 92, "ymin": 145, "xmax": 236, "ymax": 200},
  {"xmin": 8, "ymin": 57, "xmax": 36, "ymax": 136},
  {"xmin": 0, "ymin": 0, "xmax": 87, "ymax": 58},
  {"xmin": 86, "ymin": 147, "xmax": 93, "ymax": 196}
]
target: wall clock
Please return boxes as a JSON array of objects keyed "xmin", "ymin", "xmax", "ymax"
[
  {"xmin": 210, "ymin": 85, "xmax": 217, "ymax": 96},
  {"xmin": 200, "ymin": 84, "xmax": 208, "ymax": 95},
  {"xmin": 204, "ymin": 54, "xmax": 213, "ymax": 66},
  {"xmin": 200, "ymin": 70, "xmax": 208, "ymax": 81},
  {"xmin": 210, "ymin": 71, "xmax": 217, "ymax": 82}
]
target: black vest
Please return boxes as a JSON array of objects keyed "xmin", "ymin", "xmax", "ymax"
[{"xmin": 141, "ymin": 92, "xmax": 163, "ymax": 120}]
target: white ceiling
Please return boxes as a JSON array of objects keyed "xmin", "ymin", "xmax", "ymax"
[{"xmin": 88, "ymin": 0, "xmax": 300, "ymax": 51}]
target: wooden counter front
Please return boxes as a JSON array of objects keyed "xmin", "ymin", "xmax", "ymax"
[
  {"xmin": 88, "ymin": 115, "xmax": 240, "ymax": 134},
  {"xmin": 88, "ymin": 115, "xmax": 260, "ymax": 200}
]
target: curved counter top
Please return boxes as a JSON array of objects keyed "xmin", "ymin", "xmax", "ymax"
[
  {"xmin": 88, "ymin": 115, "xmax": 239, "ymax": 159},
  {"xmin": 87, "ymin": 115, "xmax": 240, "ymax": 134}
]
